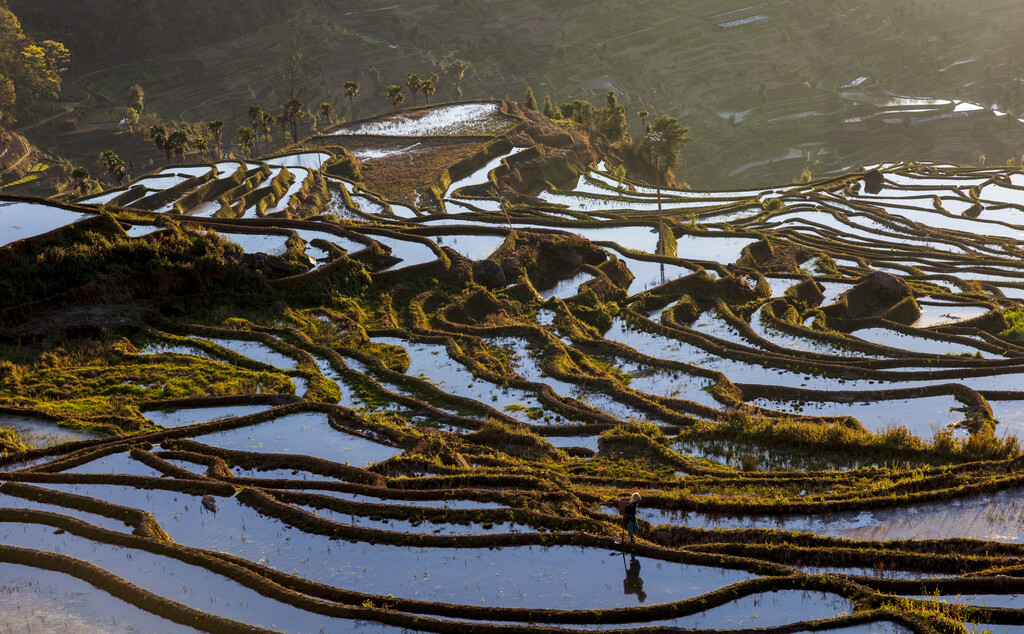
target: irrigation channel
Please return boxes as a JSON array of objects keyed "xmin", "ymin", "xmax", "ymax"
[{"xmin": 7, "ymin": 106, "xmax": 1024, "ymax": 630}]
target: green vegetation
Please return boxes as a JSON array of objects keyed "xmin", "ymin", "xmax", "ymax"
[
  {"xmin": 5, "ymin": 2, "xmax": 1024, "ymax": 630},
  {"xmin": 385, "ymin": 84, "xmax": 405, "ymax": 112},
  {"xmin": 421, "ymin": 78, "xmax": 435, "ymax": 104},
  {"xmin": 148, "ymin": 123, "xmax": 168, "ymax": 163},
  {"xmin": 235, "ymin": 126, "xmax": 255, "ymax": 156},
  {"xmin": 0, "ymin": 223, "xmax": 267, "ymax": 309},
  {"xmin": 1001, "ymin": 309, "xmax": 1024, "ymax": 340},
  {"xmin": 0, "ymin": 425, "xmax": 29, "ymax": 454},
  {"xmin": 11, "ymin": 0, "xmax": 1024, "ymax": 189},
  {"xmin": 97, "ymin": 149, "xmax": 125, "ymax": 185},
  {"xmin": 542, "ymin": 94, "xmax": 557, "ymax": 119},
  {"xmin": 405, "ymin": 72, "xmax": 422, "ymax": 106},
  {"xmin": 680, "ymin": 412, "xmax": 1020, "ymax": 467},
  {"xmin": 281, "ymin": 96, "xmax": 305, "ymax": 144},
  {"xmin": 343, "ymin": 80, "xmax": 360, "ymax": 119},
  {"xmin": 0, "ymin": 1, "xmax": 69, "ymax": 125},
  {"xmin": 318, "ymin": 101, "xmax": 334, "ymax": 127},
  {"xmin": 625, "ymin": 115, "xmax": 691, "ymax": 186},
  {"xmin": 523, "ymin": 86, "xmax": 537, "ymax": 111}
]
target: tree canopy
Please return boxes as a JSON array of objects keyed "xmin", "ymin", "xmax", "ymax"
[
  {"xmin": 597, "ymin": 90, "xmax": 628, "ymax": 142},
  {"xmin": 0, "ymin": 2, "xmax": 70, "ymax": 124},
  {"xmin": 386, "ymin": 84, "xmax": 405, "ymax": 111},
  {"xmin": 641, "ymin": 115, "xmax": 690, "ymax": 171}
]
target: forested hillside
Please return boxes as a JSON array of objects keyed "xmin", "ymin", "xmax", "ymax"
[
  {"xmin": 10, "ymin": 0, "xmax": 1024, "ymax": 187},
  {"xmin": 0, "ymin": 2, "xmax": 68, "ymax": 125}
]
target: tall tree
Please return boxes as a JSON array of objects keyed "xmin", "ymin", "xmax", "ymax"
[
  {"xmin": 98, "ymin": 150, "xmax": 126, "ymax": 185},
  {"xmin": 318, "ymin": 101, "xmax": 334, "ymax": 126},
  {"xmin": 70, "ymin": 165, "xmax": 90, "ymax": 194},
  {"xmin": 640, "ymin": 115, "xmax": 690, "ymax": 173},
  {"xmin": 524, "ymin": 86, "xmax": 537, "ymax": 111},
  {"xmin": 643, "ymin": 130, "xmax": 667, "ymax": 257},
  {"xmin": 443, "ymin": 58, "xmax": 471, "ymax": 98},
  {"xmin": 638, "ymin": 110, "xmax": 649, "ymax": 132},
  {"xmin": 193, "ymin": 137, "xmax": 208, "ymax": 162},
  {"xmin": 19, "ymin": 40, "xmax": 70, "ymax": 106},
  {"xmin": 208, "ymin": 119, "xmax": 224, "ymax": 159},
  {"xmin": 149, "ymin": 123, "xmax": 168, "ymax": 163},
  {"xmin": 277, "ymin": 52, "xmax": 312, "ymax": 100},
  {"xmin": 247, "ymin": 104, "xmax": 264, "ymax": 132},
  {"xmin": 282, "ymin": 96, "xmax": 305, "ymax": 143},
  {"xmin": 236, "ymin": 126, "xmax": 255, "ymax": 157},
  {"xmin": 0, "ymin": 7, "xmax": 70, "ymax": 122},
  {"xmin": 421, "ymin": 79, "xmax": 436, "ymax": 104},
  {"xmin": 386, "ymin": 84, "xmax": 405, "ymax": 112},
  {"xmin": 343, "ymin": 81, "xmax": 360, "ymax": 120},
  {"xmin": 406, "ymin": 73, "xmax": 422, "ymax": 106},
  {"xmin": 598, "ymin": 90, "xmax": 628, "ymax": 142},
  {"xmin": 166, "ymin": 130, "xmax": 190, "ymax": 164},
  {"xmin": 128, "ymin": 84, "xmax": 144, "ymax": 112}
]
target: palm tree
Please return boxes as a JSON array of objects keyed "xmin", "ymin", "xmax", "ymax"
[
  {"xmin": 236, "ymin": 126, "xmax": 256, "ymax": 157},
  {"xmin": 99, "ymin": 150, "xmax": 127, "ymax": 185},
  {"xmin": 421, "ymin": 79, "xmax": 436, "ymax": 104},
  {"xmin": 70, "ymin": 166, "xmax": 90, "ymax": 194},
  {"xmin": 194, "ymin": 137, "xmax": 208, "ymax": 162},
  {"xmin": 247, "ymin": 104, "xmax": 264, "ymax": 132},
  {"xmin": 282, "ymin": 96, "xmax": 305, "ymax": 143},
  {"xmin": 319, "ymin": 101, "xmax": 335, "ymax": 126},
  {"xmin": 638, "ymin": 110, "xmax": 650, "ymax": 132},
  {"xmin": 149, "ymin": 123, "xmax": 168, "ymax": 163},
  {"xmin": 386, "ymin": 85, "xmax": 405, "ymax": 112},
  {"xmin": 343, "ymin": 81, "xmax": 360, "ymax": 120},
  {"xmin": 406, "ymin": 73, "xmax": 422, "ymax": 106},
  {"xmin": 208, "ymin": 119, "xmax": 224, "ymax": 159},
  {"xmin": 166, "ymin": 130, "xmax": 190, "ymax": 164}
]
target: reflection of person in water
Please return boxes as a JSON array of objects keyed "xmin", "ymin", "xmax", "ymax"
[{"xmin": 622, "ymin": 554, "xmax": 647, "ymax": 603}]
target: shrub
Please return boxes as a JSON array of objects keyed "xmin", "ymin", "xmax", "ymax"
[{"xmin": 1000, "ymin": 309, "xmax": 1024, "ymax": 340}]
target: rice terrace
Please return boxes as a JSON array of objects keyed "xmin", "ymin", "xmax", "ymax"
[{"xmin": 8, "ymin": 1, "xmax": 1024, "ymax": 633}]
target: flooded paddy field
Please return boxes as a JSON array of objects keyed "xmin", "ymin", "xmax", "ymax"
[{"xmin": 8, "ymin": 107, "xmax": 1024, "ymax": 631}]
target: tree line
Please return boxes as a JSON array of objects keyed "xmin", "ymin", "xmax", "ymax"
[
  {"xmin": 522, "ymin": 86, "xmax": 689, "ymax": 186},
  {"xmin": 92, "ymin": 52, "xmax": 480, "ymax": 186}
]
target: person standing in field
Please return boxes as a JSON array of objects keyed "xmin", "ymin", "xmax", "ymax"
[{"xmin": 623, "ymin": 492, "xmax": 641, "ymax": 543}]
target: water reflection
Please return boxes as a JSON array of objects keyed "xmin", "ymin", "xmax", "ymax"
[{"xmin": 622, "ymin": 554, "xmax": 647, "ymax": 603}]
